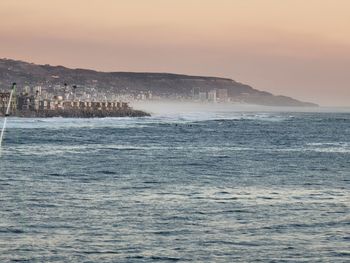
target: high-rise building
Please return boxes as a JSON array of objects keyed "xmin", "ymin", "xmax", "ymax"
[
  {"xmin": 199, "ymin": 92, "xmax": 207, "ymax": 101},
  {"xmin": 208, "ymin": 90, "xmax": 217, "ymax": 103},
  {"xmin": 34, "ymin": 86, "xmax": 42, "ymax": 96},
  {"xmin": 24, "ymin": 86, "xmax": 31, "ymax": 95},
  {"xmin": 192, "ymin": 87, "xmax": 200, "ymax": 100},
  {"xmin": 217, "ymin": 89, "xmax": 228, "ymax": 102},
  {"xmin": 0, "ymin": 92, "xmax": 17, "ymax": 115}
]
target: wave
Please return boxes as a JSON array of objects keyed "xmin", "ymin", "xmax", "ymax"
[
  {"xmin": 266, "ymin": 143, "xmax": 350, "ymax": 153},
  {"xmin": 302, "ymin": 142, "xmax": 349, "ymax": 153},
  {"xmin": 3, "ymin": 144, "xmax": 254, "ymax": 156},
  {"xmin": 3, "ymin": 139, "xmax": 349, "ymax": 156},
  {"xmin": 0, "ymin": 112, "xmax": 292, "ymax": 129}
]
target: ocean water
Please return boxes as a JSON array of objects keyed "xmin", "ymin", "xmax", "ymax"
[{"xmin": 0, "ymin": 109, "xmax": 349, "ymax": 262}]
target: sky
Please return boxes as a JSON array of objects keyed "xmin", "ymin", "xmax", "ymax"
[{"xmin": 0, "ymin": 0, "xmax": 349, "ymax": 106}]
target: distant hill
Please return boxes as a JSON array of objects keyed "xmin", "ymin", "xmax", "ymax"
[{"xmin": 0, "ymin": 58, "xmax": 317, "ymax": 107}]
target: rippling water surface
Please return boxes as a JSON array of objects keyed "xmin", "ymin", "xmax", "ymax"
[{"xmin": 0, "ymin": 109, "xmax": 349, "ymax": 262}]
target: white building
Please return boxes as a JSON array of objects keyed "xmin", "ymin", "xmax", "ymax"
[
  {"xmin": 199, "ymin": 92, "xmax": 207, "ymax": 101},
  {"xmin": 208, "ymin": 90, "xmax": 217, "ymax": 103}
]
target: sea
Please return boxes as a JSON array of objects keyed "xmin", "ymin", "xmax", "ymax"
[{"xmin": 0, "ymin": 104, "xmax": 349, "ymax": 262}]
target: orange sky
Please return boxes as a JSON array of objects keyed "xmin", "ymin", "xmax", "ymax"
[{"xmin": 1, "ymin": 0, "xmax": 349, "ymax": 106}]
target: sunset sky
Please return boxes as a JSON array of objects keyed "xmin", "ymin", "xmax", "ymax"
[{"xmin": 1, "ymin": 0, "xmax": 349, "ymax": 106}]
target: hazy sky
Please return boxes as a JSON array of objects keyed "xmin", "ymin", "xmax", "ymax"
[{"xmin": 1, "ymin": 0, "xmax": 349, "ymax": 106}]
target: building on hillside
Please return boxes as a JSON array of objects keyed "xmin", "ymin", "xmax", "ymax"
[
  {"xmin": 192, "ymin": 87, "xmax": 201, "ymax": 100},
  {"xmin": 217, "ymin": 89, "xmax": 228, "ymax": 102},
  {"xmin": 0, "ymin": 92, "xmax": 17, "ymax": 115},
  {"xmin": 199, "ymin": 92, "xmax": 207, "ymax": 102},
  {"xmin": 208, "ymin": 90, "xmax": 217, "ymax": 103}
]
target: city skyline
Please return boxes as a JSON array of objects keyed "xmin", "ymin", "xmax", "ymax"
[{"xmin": 1, "ymin": 0, "xmax": 349, "ymax": 106}]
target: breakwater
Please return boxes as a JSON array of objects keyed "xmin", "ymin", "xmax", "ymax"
[
  {"xmin": 1, "ymin": 108, "xmax": 150, "ymax": 118},
  {"xmin": 0, "ymin": 90, "xmax": 150, "ymax": 118}
]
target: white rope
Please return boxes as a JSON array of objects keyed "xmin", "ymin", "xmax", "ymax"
[
  {"xmin": 0, "ymin": 84, "xmax": 16, "ymax": 155},
  {"xmin": 0, "ymin": 116, "xmax": 8, "ymax": 148}
]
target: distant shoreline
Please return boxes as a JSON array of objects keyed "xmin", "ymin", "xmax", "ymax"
[{"xmin": 1, "ymin": 58, "xmax": 319, "ymax": 108}]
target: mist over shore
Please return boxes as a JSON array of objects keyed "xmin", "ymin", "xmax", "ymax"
[{"xmin": 131, "ymin": 101, "xmax": 350, "ymax": 116}]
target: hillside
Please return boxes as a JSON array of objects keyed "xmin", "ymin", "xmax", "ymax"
[{"xmin": 0, "ymin": 58, "xmax": 317, "ymax": 107}]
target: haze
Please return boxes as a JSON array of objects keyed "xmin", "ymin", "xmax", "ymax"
[{"xmin": 1, "ymin": 0, "xmax": 349, "ymax": 106}]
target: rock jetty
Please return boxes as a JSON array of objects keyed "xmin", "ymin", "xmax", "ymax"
[{"xmin": 12, "ymin": 108, "xmax": 150, "ymax": 118}]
